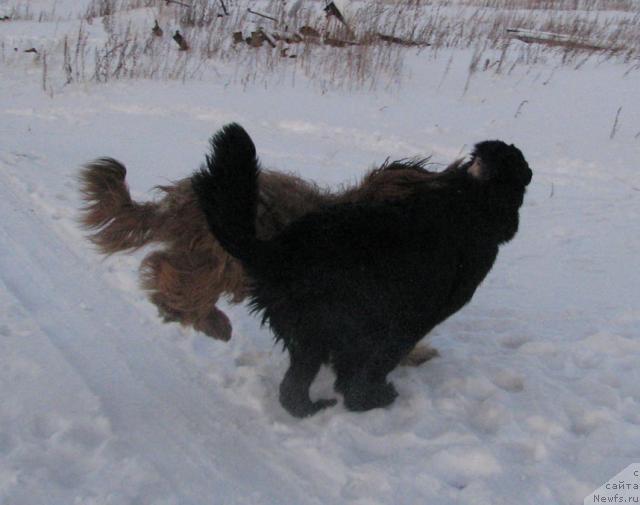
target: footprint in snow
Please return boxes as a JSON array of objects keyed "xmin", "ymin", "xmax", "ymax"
[
  {"xmin": 0, "ymin": 432, "xmax": 15, "ymax": 455},
  {"xmin": 499, "ymin": 334, "xmax": 530, "ymax": 349},
  {"xmin": 234, "ymin": 351, "xmax": 269, "ymax": 367},
  {"xmin": 492, "ymin": 370, "xmax": 525, "ymax": 393}
]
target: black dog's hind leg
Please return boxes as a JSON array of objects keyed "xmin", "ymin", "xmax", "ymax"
[
  {"xmin": 279, "ymin": 346, "xmax": 337, "ymax": 418},
  {"xmin": 337, "ymin": 342, "xmax": 412, "ymax": 412},
  {"xmin": 340, "ymin": 371, "xmax": 398, "ymax": 413},
  {"xmin": 344, "ymin": 379, "xmax": 398, "ymax": 412}
]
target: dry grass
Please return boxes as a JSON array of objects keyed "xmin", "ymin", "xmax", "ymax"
[
  {"xmin": 453, "ymin": 0, "xmax": 636, "ymax": 11},
  {"xmin": 1, "ymin": 0, "xmax": 638, "ymax": 92}
]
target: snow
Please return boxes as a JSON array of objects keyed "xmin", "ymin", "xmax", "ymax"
[{"xmin": 1, "ymin": 1, "xmax": 640, "ymax": 504}]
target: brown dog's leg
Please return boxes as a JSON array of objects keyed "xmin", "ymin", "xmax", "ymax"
[
  {"xmin": 193, "ymin": 307, "xmax": 232, "ymax": 341},
  {"xmin": 141, "ymin": 250, "xmax": 233, "ymax": 340},
  {"xmin": 401, "ymin": 344, "xmax": 439, "ymax": 367}
]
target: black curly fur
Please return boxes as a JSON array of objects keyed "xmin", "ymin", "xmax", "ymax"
[
  {"xmin": 193, "ymin": 124, "xmax": 532, "ymax": 417},
  {"xmin": 192, "ymin": 123, "xmax": 264, "ymax": 264}
]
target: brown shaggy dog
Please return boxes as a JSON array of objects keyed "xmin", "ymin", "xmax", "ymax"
[{"xmin": 78, "ymin": 154, "xmax": 440, "ymax": 364}]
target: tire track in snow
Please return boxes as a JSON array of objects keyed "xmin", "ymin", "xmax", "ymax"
[{"xmin": 0, "ymin": 169, "xmax": 334, "ymax": 504}]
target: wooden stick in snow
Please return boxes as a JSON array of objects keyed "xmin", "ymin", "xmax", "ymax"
[{"xmin": 247, "ymin": 9, "xmax": 278, "ymax": 23}]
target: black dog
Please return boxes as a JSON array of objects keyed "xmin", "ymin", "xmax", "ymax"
[{"xmin": 192, "ymin": 124, "xmax": 532, "ymax": 417}]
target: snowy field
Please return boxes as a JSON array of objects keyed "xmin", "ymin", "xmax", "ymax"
[{"xmin": 1, "ymin": 0, "xmax": 639, "ymax": 504}]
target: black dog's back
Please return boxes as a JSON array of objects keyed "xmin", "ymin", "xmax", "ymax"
[{"xmin": 249, "ymin": 183, "xmax": 503, "ymax": 415}]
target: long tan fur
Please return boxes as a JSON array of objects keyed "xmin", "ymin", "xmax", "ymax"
[{"xmin": 79, "ymin": 154, "xmax": 445, "ymax": 361}]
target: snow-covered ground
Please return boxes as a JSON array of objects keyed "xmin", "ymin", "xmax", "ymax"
[{"xmin": 1, "ymin": 1, "xmax": 639, "ymax": 504}]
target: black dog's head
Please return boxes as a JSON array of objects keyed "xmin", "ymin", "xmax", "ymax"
[{"xmin": 465, "ymin": 140, "xmax": 532, "ymax": 188}]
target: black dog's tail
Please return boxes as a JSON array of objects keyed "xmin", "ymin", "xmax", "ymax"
[{"xmin": 191, "ymin": 123, "xmax": 264, "ymax": 267}]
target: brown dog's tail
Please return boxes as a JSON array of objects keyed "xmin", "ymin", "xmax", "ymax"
[{"xmin": 79, "ymin": 158, "xmax": 159, "ymax": 254}]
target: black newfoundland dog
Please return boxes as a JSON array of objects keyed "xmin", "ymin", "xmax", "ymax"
[{"xmin": 192, "ymin": 124, "xmax": 532, "ymax": 417}]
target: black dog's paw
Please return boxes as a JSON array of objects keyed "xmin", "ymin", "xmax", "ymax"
[
  {"xmin": 313, "ymin": 398, "xmax": 338, "ymax": 411},
  {"xmin": 280, "ymin": 394, "xmax": 337, "ymax": 418},
  {"xmin": 343, "ymin": 381, "xmax": 398, "ymax": 412},
  {"xmin": 291, "ymin": 398, "xmax": 337, "ymax": 418}
]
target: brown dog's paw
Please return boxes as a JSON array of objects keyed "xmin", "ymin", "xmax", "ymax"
[
  {"xmin": 401, "ymin": 344, "xmax": 439, "ymax": 367},
  {"xmin": 194, "ymin": 307, "xmax": 232, "ymax": 341}
]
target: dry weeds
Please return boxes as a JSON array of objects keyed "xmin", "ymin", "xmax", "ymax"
[{"xmin": 1, "ymin": 0, "xmax": 637, "ymax": 91}]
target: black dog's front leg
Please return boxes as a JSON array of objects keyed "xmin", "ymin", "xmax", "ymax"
[{"xmin": 279, "ymin": 347, "xmax": 336, "ymax": 418}]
